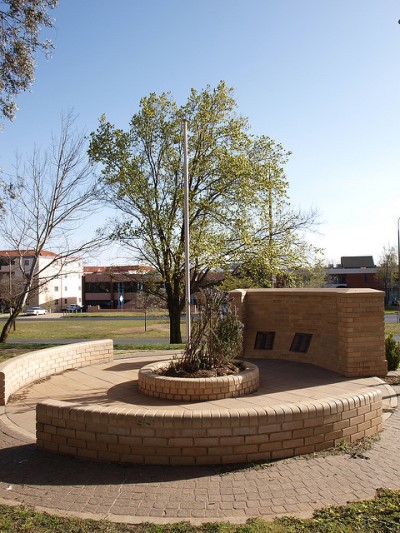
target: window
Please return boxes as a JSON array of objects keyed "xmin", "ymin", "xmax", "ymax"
[
  {"xmin": 54, "ymin": 286, "xmax": 59, "ymax": 292},
  {"xmin": 64, "ymin": 299, "xmax": 67, "ymax": 304},
  {"xmin": 64, "ymin": 286, "xmax": 67, "ymax": 291},
  {"xmin": 24, "ymin": 259, "xmax": 29, "ymax": 265},
  {"xmin": 112, "ymin": 281, "xmax": 138, "ymax": 293},
  {"xmin": 54, "ymin": 299, "xmax": 59, "ymax": 304},
  {"xmin": 290, "ymin": 333, "xmax": 312, "ymax": 353},
  {"xmin": 85, "ymin": 282, "xmax": 111, "ymax": 293},
  {"xmin": 254, "ymin": 331, "xmax": 275, "ymax": 350},
  {"xmin": 0, "ymin": 258, "xmax": 15, "ymax": 266}
]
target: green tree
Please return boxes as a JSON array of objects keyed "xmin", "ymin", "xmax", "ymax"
[
  {"xmin": 0, "ymin": 0, "xmax": 58, "ymax": 122},
  {"xmin": 89, "ymin": 82, "xmax": 319, "ymax": 343},
  {"xmin": 293, "ymin": 262, "xmax": 327, "ymax": 288},
  {"xmin": 377, "ymin": 245, "xmax": 398, "ymax": 304},
  {"xmin": 385, "ymin": 332, "xmax": 400, "ymax": 371}
]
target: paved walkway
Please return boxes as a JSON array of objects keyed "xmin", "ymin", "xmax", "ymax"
[{"xmin": 0, "ymin": 353, "xmax": 399, "ymax": 525}]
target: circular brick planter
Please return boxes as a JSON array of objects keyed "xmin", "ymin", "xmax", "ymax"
[{"xmin": 138, "ymin": 360, "xmax": 259, "ymax": 401}]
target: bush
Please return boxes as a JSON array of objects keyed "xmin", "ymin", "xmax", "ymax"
[
  {"xmin": 171, "ymin": 289, "xmax": 243, "ymax": 374},
  {"xmin": 385, "ymin": 333, "xmax": 400, "ymax": 371}
]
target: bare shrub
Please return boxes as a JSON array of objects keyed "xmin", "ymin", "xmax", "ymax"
[{"xmin": 166, "ymin": 289, "xmax": 243, "ymax": 376}]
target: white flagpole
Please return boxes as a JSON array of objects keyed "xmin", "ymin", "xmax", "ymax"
[{"xmin": 183, "ymin": 119, "xmax": 191, "ymax": 343}]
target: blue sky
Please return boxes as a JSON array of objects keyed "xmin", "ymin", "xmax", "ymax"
[{"xmin": 1, "ymin": 0, "xmax": 400, "ymax": 266}]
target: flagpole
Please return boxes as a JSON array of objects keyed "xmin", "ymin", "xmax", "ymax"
[{"xmin": 183, "ymin": 119, "xmax": 191, "ymax": 343}]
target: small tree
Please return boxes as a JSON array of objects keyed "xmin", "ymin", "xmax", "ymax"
[
  {"xmin": 167, "ymin": 289, "xmax": 243, "ymax": 376},
  {"xmin": 377, "ymin": 246, "xmax": 398, "ymax": 305},
  {"xmin": 0, "ymin": 113, "xmax": 105, "ymax": 342},
  {"xmin": 385, "ymin": 333, "xmax": 400, "ymax": 372}
]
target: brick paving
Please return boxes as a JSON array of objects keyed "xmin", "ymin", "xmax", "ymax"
[{"xmin": 0, "ymin": 357, "xmax": 399, "ymax": 525}]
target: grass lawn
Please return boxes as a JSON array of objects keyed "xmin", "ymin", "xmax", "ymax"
[
  {"xmin": 386, "ymin": 322, "xmax": 400, "ymax": 336},
  {"xmin": 0, "ymin": 343, "xmax": 59, "ymax": 363},
  {"xmin": 65, "ymin": 310, "xmax": 169, "ymax": 318},
  {"xmin": 0, "ymin": 488, "xmax": 398, "ymax": 532},
  {"xmin": 0, "ymin": 317, "xmax": 182, "ymax": 340},
  {"xmin": 0, "ymin": 311, "xmax": 169, "ymax": 318}
]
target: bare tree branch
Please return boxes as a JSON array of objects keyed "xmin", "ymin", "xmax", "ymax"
[{"xmin": 0, "ymin": 112, "xmax": 106, "ymax": 342}]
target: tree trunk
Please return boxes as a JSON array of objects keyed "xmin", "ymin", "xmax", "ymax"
[
  {"xmin": 0, "ymin": 277, "xmax": 32, "ymax": 343},
  {"xmin": 169, "ymin": 300, "xmax": 182, "ymax": 344},
  {"xmin": 165, "ymin": 273, "xmax": 184, "ymax": 344},
  {"xmin": 0, "ymin": 308, "xmax": 19, "ymax": 342}
]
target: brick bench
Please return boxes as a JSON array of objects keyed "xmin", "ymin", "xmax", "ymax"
[
  {"xmin": 36, "ymin": 388, "xmax": 382, "ymax": 465},
  {"xmin": 0, "ymin": 340, "xmax": 113, "ymax": 405}
]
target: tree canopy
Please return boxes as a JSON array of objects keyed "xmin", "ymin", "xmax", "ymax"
[
  {"xmin": 0, "ymin": 0, "xmax": 58, "ymax": 122},
  {"xmin": 89, "ymin": 82, "xmax": 320, "ymax": 343}
]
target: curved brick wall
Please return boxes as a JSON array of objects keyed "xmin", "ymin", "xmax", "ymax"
[
  {"xmin": 0, "ymin": 340, "xmax": 113, "ymax": 405},
  {"xmin": 230, "ymin": 288, "xmax": 387, "ymax": 378},
  {"xmin": 36, "ymin": 389, "xmax": 383, "ymax": 465},
  {"xmin": 138, "ymin": 361, "xmax": 259, "ymax": 401}
]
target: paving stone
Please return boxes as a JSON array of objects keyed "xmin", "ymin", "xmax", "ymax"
[{"xmin": 1, "ymin": 355, "xmax": 400, "ymax": 525}]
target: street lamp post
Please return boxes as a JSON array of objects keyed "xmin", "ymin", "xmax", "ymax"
[{"xmin": 183, "ymin": 119, "xmax": 191, "ymax": 344}]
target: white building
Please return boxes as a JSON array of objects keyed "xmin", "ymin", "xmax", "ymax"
[{"xmin": 0, "ymin": 250, "xmax": 83, "ymax": 311}]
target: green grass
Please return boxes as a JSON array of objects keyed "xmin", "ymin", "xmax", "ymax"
[
  {"xmin": 385, "ymin": 323, "xmax": 400, "ymax": 335},
  {"xmin": 385, "ymin": 306, "xmax": 399, "ymax": 314},
  {"xmin": 0, "ymin": 311, "xmax": 170, "ymax": 318},
  {"xmin": 114, "ymin": 343, "xmax": 184, "ymax": 351},
  {"xmin": 1, "ymin": 318, "xmax": 180, "ymax": 340},
  {"xmin": 0, "ymin": 489, "xmax": 398, "ymax": 532},
  {"xmin": 65, "ymin": 311, "xmax": 169, "ymax": 318},
  {"xmin": 0, "ymin": 343, "xmax": 59, "ymax": 363}
]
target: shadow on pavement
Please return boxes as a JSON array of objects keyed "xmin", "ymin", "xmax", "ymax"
[{"xmin": 0, "ymin": 441, "xmax": 249, "ymax": 486}]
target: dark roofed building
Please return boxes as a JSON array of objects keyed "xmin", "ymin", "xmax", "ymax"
[
  {"xmin": 340, "ymin": 256, "xmax": 375, "ymax": 268},
  {"xmin": 326, "ymin": 256, "xmax": 383, "ymax": 291}
]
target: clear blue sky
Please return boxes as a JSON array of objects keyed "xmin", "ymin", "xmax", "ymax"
[{"xmin": 2, "ymin": 0, "xmax": 400, "ymax": 266}]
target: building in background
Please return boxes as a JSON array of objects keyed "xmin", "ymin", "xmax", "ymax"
[
  {"xmin": 1, "ymin": 252, "xmax": 387, "ymax": 313},
  {"xmin": 0, "ymin": 250, "xmax": 83, "ymax": 311},
  {"xmin": 325, "ymin": 256, "xmax": 384, "ymax": 291},
  {"xmin": 83, "ymin": 265, "xmax": 156, "ymax": 310}
]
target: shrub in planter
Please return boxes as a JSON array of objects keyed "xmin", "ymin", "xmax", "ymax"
[
  {"xmin": 164, "ymin": 289, "xmax": 243, "ymax": 377},
  {"xmin": 385, "ymin": 333, "xmax": 400, "ymax": 371}
]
